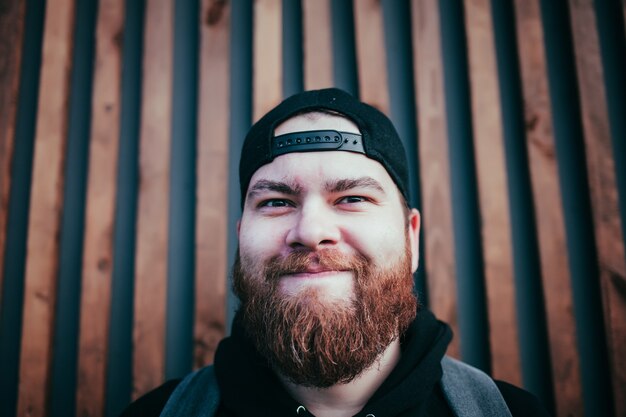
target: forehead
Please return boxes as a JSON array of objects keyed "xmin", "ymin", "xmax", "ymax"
[
  {"xmin": 248, "ymin": 152, "xmax": 397, "ymax": 193},
  {"xmin": 274, "ymin": 111, "xmax": 360, "ymax": 136}
]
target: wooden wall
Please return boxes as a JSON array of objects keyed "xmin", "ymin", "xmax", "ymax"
[{"xmin": 0, "ymin": 0, "xmax": 624, "ymax": 416}]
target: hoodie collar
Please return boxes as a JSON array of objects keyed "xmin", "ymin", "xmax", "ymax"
[{"xmin": 214, "ymin": 309, "xmax": 452, "ymax": 416}]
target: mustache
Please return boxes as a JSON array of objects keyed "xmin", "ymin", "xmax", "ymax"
[{"xmin": 264, "ymin": 249, "xmax": 368, "ymax": 277}]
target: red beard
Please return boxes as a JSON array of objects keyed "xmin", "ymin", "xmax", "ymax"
[{"xmin": 233, "ymin": 243, "xmax": 417, "ymax": 388}]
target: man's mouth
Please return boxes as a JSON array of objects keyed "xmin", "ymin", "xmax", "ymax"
[
  {"xmin": 278, "ymin": 269, "xmax": 355, "ymax": 299},
  {"xmin": 268, "ymin": 250, "xmax": 360, "ymax": 284},
  {"xmin": 283, "ymin": 269, "xmax": 346, "ymax": 279}
]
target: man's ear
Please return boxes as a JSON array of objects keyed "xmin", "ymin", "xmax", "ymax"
[
  {"xmin": 407, "ymin": 209, "xmax": 421, "ymax": 273},
  {"xmin": 236, "ymin": 219, "xmax": 241, "ymax": 238}
]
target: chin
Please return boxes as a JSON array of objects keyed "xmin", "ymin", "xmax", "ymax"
[
  {"xmin": 279, "ymin": 284, "xmax": 355, "ymax": 308},
  {"xmin": 278, "ymin": 274, "xmax": 355, "ymax": 304}
]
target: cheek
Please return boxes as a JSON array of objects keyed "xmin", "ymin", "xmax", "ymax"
[
  {"xmin": 238, "ymin": 216, "xmax": 287, "ymax": 260},
  {"xmin": 343, "ymin": 216, "xmax": 407, "ymax": 264}
]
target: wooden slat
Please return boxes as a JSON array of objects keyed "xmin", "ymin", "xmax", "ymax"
[
  {"xmin": 16, "ymin": 1, "xmax": 76, "ymax": 415},
  {"xmin": 132, "ymin": 0, "xmax": 173, "ymax": 399},
  {"xmin": 194, "ymin": 0, "xmax": 230, "ymax": 369},
  {"xmin": 253, "ymin": 0, "xmax": 281, "ymax": 122},
  {"xmin": 0, "ymin": 0, "xmax": 26, "ymax": 302},
  {"xmin": 568, "ymin": 1, "xmax": 626, "ymax": 415},
  {"xmin": 75, "ymin": 0, "xmax": 124, "ymax": 415},
  {"xmin": 353, "ymin": 0, "xmax": 389, "ymax": 115},
  {"xmin": 303, "ymin": 0, "xmax": 333, "ymax": 90},
  {"xmin": 512, "ymin": 1, "xmax": 583, "ymax": 415},
  {"xmin": 411, "ymin": 0, "xmax": 460, "ymax": 359},
  {"xmin": 462, "ymin": 0, "xmax": 521, "ymax": 385}
]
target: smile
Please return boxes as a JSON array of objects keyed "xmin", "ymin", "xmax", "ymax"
[
  {"xmin": 283, "ymin": 270, "xmax": 348, "ymax": 279},
  {"xmin": 278, "ymin": 270, "xmax": 355, "ymax": 297}
]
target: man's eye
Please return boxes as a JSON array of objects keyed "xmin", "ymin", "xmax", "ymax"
[
  {"xmin": 259, "ymin": 199, "xmax": 293, "ymax": 208},
  {"xmin": 337, "ymin": 196, "xmax": 368, "ymax": 204}
]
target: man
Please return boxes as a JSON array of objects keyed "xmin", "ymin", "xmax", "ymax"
[{"xmin": 122, "ymin": 88, "xmax": 550, "ymax": 416}]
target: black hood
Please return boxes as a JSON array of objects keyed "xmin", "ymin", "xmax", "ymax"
[{"xmin": 213, "ymin": 308, "xmax": 452, "ymax": 417}]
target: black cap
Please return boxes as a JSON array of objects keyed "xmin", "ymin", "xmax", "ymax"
[{"xmin": 239, "ymin": 88, "xmax": 409, "ymax": 206}]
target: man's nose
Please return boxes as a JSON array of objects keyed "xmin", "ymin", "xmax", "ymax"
[{"xmin": 285, "ymin": 203, "xmax": 340, "ymax": 250}]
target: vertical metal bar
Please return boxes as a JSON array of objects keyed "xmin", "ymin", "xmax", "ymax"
[
  {"xmin": 539, "ymin": 0, "xmax": 613, "ymax": 414},
  {"xmin": 165, "ymin": 0, "xmax": 199, "ymax": 381},
  {"xmin": 226, "ymin": 0, "xmax": 253, "ymax": 330},
  {"xmin": 49, "ymin": 1, "xmax": 97, "ymax": 415},
  {"xmin": 381, "ymin": 0, "xmax": 427, "ymax": 305},
  {"xmin": 105, "ymin": 0, "xmax": 145, "ymax": 414},
  {"xmin": 0, "ymin": 1, "xmax": 46, "ymax": 415},
  {"xmin": 282, "ymin": 0, "xmax": 303, "ymax": 96},
  {"xmin": 490, "ymin": 0, "xmax": 554, "ymax": 411},
  {"xmin": 330, "ymin": 0, "xmax": 358, "ymax": 96},
  {"xmin": 438, "ymin": 0, "xmax": 491, "ymax": 373}
]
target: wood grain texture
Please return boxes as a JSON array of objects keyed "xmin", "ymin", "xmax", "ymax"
[
  {"xmin": 0, "ymin": 0, "xmax": 26, "ymax": 303},
  {"xmin": 512, "ymin": 1, "xmax": 583, "ymax": 415},
  {"xmin": 568, "ymin": 1, "xmax": 626, "ymax": 415},
  {"xmin": 16, "ymin": 0, "xmax": 76, "ymax": 415},
  {"xmin": 75, "ymin": 0, "xmax": 124, "ymax": 415},
  {"xmin": 303, "ymin": 0, "xmax": 333, "ymax": 90},
  {"xmin": 462, "ymin": 0, "xmax": 521, "ymax": 385},
  {"xmin": 253, "ymin": 0, "xmax": 281, "ymax": 122},
  {"xmin": 354, "ymin": 0, "xmax": 389, "ymax": 115},
  {"xmin": 411, "ymin": 0, "xmax": 460, "ymax": 359},
  {"xmin": 132, "ymin": 0, "xmax": 173, "ymax": 399},
  {"xmin": 194, "ymin": 0, "xmax": 230, "ymax": 369}
]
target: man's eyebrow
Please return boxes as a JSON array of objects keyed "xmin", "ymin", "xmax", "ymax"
[
  {"xmin": 247, "ymin": 179, "xmax": 302, "ymax": 198},
  {"xmin": 326, "ymin": 177, "xmax": 386, "ymax": 194}
]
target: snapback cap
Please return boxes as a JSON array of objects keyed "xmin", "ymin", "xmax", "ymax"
[{"xmin": 239, "ymin": 88, "xmax": 409, "ymax": 206}]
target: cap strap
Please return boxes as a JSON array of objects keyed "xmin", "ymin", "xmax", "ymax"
[{"xmin": 272, "ymin": 130, "xmax": 365, "ymax": 157}]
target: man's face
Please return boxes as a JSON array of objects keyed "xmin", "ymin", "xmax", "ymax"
[
  {"xmin": 234, "ymin": 112, "xmax": 420, "ymax": 386},
  {"xmin": 239, "ymin": 112, "xmax": 420, "ymax": 299}
]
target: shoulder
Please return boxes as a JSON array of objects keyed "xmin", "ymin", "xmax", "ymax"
[
  {"xmin": 495, "ymin": 380, "xmax": 552, "ymax": 417},
  {"xmin": 118, "ymin": 379, "xmax": 182, "ymax": 417},
  {"xmin": 441, "ymin": 357, "xmax": 551, "ymax": 416}
]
